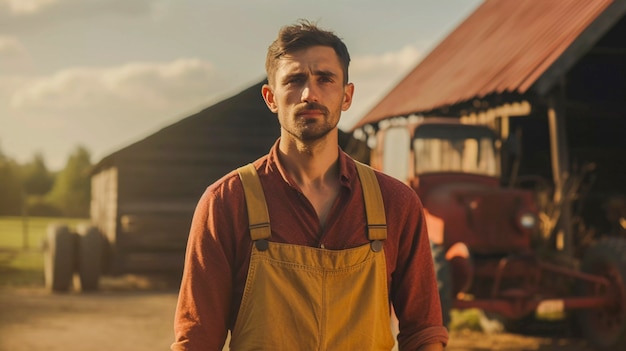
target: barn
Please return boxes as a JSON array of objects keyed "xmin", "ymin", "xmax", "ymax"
[
  {"xmin": 353, "ymin": 0, "xmax": 626, "ymax": 248},
  {"xmin": 89, "ymin": 80, "xmax": 369, "ymax": 277}
]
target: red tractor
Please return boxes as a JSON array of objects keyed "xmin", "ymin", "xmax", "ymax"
[{"xmin": 369, "ymin": 117, "xmax": 626, "ymax": 350}]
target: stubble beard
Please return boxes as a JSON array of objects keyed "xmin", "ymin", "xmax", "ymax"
[
  {"xmin": 284, "ymin": 113, "xmax": 339, "ymax": 143},
  {"xmin": 282, "ymin": 103, "xmax": 340, "ymax": 143}
]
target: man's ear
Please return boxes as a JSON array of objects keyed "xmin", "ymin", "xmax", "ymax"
[
  {"xmin": 261, "ymin": 84, "xmax": 278, "ymax": 113},
  {"xmin": 341, "ymin": 82, "xmax": 354, "ymax": 111}
]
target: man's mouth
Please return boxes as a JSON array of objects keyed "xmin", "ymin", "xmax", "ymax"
[
  {"xmin": 297, "ymin": 109, "xmax": 323, "ymax": 117},
  {"xmin": 295, "ymin": 103, "xmax": 328, "ymax": 118}
]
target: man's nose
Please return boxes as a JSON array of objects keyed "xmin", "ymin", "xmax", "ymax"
[{"xmin": 301, "ymin": 82, "xmax": 319, "ymax": 103}]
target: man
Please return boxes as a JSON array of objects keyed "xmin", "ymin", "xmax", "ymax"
[{"xmin": 172, "ymin": 20, "xmax": 447, "ymax": 351}]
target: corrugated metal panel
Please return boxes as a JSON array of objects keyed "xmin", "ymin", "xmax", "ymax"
[{"xmin": 355, "ymin": 0, "xmax": 614, "ymax": 128}]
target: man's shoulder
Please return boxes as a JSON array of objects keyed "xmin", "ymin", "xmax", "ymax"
[
  {"xmin": 207, "ymin": 169, "xmax": 241, "ymax": 191},
  {"xmin": 347, "ymin": 158, "xmax": 414, "ymax": 194},
  {"xmin": 205, "ymin": 155, "xmax": 271, "ymax": 197},
  {"xmin": 364, "ymin": 166, "xmax": 423, "ymax": 210},
  {"xmin": 372, "ymin": 168, "xmax": 415, "ymax": 193}
]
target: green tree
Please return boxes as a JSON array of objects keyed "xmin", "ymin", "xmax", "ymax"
[
  {"xmin": 0, "ymin": 146, "xmax": 23, "ymax": 215},
  {"xmin": 21, "ymin": 152, "xmax": 60, "ymax": 216},
  {"xmin": 21, "ymin": 152, "xmax": 54, "ymax": 196},
  {"xmin": 47, "ymin": 145, "xmax": 92, "ymax": 217}
]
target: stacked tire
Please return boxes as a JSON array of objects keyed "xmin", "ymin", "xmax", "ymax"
[{"xmin": 43, "ymin": 223, "xmax": 104, "ymax": 292}]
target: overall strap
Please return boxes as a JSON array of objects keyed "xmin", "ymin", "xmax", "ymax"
[
  {"xmin": 354, "ymin": 161, "xmax": 388, "ymax": 243},
  {"xmin": 237, "ymin": 164, "xmax": 271, "ymax": 242}
]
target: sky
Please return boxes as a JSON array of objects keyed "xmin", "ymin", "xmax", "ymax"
[{"xmin": 0, "ymin": 0, "xmax": 482, "ymax": 171}]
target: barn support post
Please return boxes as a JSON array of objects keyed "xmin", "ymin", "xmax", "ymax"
[{"xmin": 547, "ymin": 80, "xmax": 573, "ymax": 256}]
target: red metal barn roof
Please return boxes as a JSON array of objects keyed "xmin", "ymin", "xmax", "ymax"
[{"xmin": 354, "ymin": 0, "xmax": 620, "ymax": 129}]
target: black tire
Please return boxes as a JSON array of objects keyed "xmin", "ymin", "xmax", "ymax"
[
  {"xmin": 576, "ymin": 237, "xmax": 626, "ymax": 350},
  {"xmin": 431, "ymin": 242, "xmax": 452, "ymax": 327},
  {"xmin": 76, "ymin": 223, "xmax": 104, "ymax": 292},
  {"xmin": 43, "ymin": 224, "xmax": 77, "ymax": 292}
]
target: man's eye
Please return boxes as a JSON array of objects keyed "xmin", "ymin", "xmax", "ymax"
[{"xmin": 287, "ymin": 77, "xmax": 304, "ymax": 84}]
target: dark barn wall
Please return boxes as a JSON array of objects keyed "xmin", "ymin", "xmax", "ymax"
[
  {"xmin": 115, "ymin": 80, "xmax": 280, "ymax": 208},
  {"xmin": 561, "ymin": 13, "xmax": 625, "ymax": 234},
  {"xmin": 564, "ymin": 14, "xmax": 626, "ymax": 199},
  {"xmin": 509, "ymin": 14, "xmax": 626, "ymax": 234}
]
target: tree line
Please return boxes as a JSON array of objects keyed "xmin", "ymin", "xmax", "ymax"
[{"xmin": 0, "ymin": 144, "xmax": 92, "ymax": 218}]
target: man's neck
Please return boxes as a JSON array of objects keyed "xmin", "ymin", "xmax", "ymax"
[
  {"xmin": 278, "ymin": 132, "xmax": 340, "ymax": 186},
  {"xmin": 278, "ymin": 133, "xmax": 341, "ymax": 227}
]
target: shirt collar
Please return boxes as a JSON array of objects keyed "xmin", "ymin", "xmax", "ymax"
[{"xmin": 266, "ymin": 138, "xmax": 357, "ymax": 191}]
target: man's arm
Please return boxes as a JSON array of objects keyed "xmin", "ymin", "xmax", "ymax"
[
  {"xmin": 390, "ymin": 189, "xmax": 449, "ymax": 350},
  {"xmin": 171, "ymin": 189, "xmax": 234, "ymax": 351}
]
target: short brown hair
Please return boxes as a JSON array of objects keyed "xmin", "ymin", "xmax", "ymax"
[{"xmin": 265, "ymin": 19, "xmax": 351, "ymax": 86}]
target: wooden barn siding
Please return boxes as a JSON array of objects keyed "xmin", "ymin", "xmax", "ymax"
[
  {"xmin": 90, "ymin": 167, "xmax": 118, "ymax": 245},
  {"xmin": 117, "ymin": 163, "xmax": 214, "ymax": 202},
  {"xmin": 107, "ymin": 163, "xmax": 191, "ymax": 273},
  {"xmin": 114, "ymin": 150, "xmax": 278, "ymax": 201}
]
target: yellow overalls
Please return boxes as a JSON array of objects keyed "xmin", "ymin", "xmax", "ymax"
[{"xmin": 231, "ymin": 162, "xmax": 395, "ymax": 351}]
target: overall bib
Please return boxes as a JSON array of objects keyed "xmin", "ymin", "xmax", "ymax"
[{"xmin": 231, "ymin": 162, "xmax": 395, "ymax": 351}]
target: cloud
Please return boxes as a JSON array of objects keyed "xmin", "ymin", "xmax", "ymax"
[
  {"xmin": 340, "ymin": 44, "xmax": 422, "ymax": 129},
  {"xmin": 11, "ymin": 58, "xmax": 222, "ymax": 111},
  {"xmin": 0, "ymin": 0, "xmax": 59, "ymax": 15},
  {"xmin": 0, "ymin": 0, "xmax": 157, "ymax": 30},
  {"xmin": 0, "ymin": 75, "xmax": 29, "ymax": 102},
  {"xmin": 0, "ymin": 35, "xmax": 27, "ymax": 57},
  {"xmin": 3, "ymin": 58, "xmax": 227, "ymax": 168},
  {"xmin": 9, "ymin": 58, "xmax": 226, "ymax": 128},
  {"xmin": 0, "ymin": 0, "xmax": 155, "ymax": 16},
  {"xmin": 351, "ymin": 45, "xmax": 422, "ymax": 73},
  {"xmin": 0, "ymin": 35, "xmax": 32, "ymax": 72},
  {"xmin": 7, "ymin": 46, "xmax": 422, "ymax": 128}
]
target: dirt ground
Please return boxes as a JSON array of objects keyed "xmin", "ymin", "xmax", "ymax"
[{"xmin": 0, "ymin": 275, "xmax": 596, "ymax": 351}]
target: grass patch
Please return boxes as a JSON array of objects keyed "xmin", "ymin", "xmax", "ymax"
[
  {"xmin": 450, "ymin": 309, "xmax": 484, "ymax": 331},
  {"xmin": 0, "ymin": 250, "xmax": 45, "ymax": 287},
  {"xmin": 0, "ymin": 216, "xmax": 87, "ymax": 249},
  {"xmin": 0, "ymin": 216, "xmax": 88, "ymax": 288}
]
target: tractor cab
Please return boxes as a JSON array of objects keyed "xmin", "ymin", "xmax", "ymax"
[{"xmin": 372, "ymin": 118, "xmax": 539, "ymax": 254}]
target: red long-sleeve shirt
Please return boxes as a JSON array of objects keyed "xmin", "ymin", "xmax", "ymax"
[{"xmin": 172, "ymin": 140, "xmax": 448, "ymax": 350}]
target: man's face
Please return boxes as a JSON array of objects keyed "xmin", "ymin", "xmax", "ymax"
[{"xmin": 262, "ymin": 45, "xmax": 354, "ymax": 142}]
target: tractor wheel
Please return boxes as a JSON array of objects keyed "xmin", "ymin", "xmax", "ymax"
[
  {"xmin": 76, "ymin": 224, "xmax": 104, "ymax": 292},
  {"xmin": 576, "ymin": 237, "xmax": 626, "ymax": 350},
  {"xmin": 43, "ymin": 224, "xmax": 77, "ymax": 292},
  {"xmin": 431, "ymin": 242, "xmax": 452, "ymax": 327}
]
